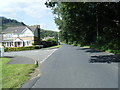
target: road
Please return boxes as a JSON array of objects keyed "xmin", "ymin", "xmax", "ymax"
[
  {"xmin": 31, "ymin": 44, "xmax": 118, "ymax": 88},
  {"xmin": 4, "ymin": 48, "xmax": 57, "ymax": 63}
]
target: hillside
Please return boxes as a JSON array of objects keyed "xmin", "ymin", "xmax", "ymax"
[
  {"xmin": 41, "ymin": 29, "xmax": 58, "ymax": 40},
  {"xmin": 0, "ymin": 17, "xmax": 26, "ymax": 32},
  {"xmin": 0, "ymin": 17, "xmax": 58, "ymax": 40}
]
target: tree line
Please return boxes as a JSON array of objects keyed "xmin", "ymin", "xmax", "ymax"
[
  {"xmin": 45, "ymin": 2, "xmax": 120, "ymax": 52},
  {"xmin": 40, "ymin": 29, "xmax": 58, "ymax": 41}
]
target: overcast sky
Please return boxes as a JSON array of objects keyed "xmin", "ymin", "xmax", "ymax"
[{"xmin": 0, "ymin": 0, "xmax": 59, "ymax": 31}]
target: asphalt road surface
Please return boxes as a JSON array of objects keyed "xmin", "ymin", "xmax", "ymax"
[
  {"xmin": 31, "ymin": 44, "xmax": 118, "ymax": 88},
  {"xmin": 4, "ymin": 48, "xmax": 57, "ymax": 63}
]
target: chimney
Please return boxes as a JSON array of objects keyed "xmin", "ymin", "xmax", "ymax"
[
  {"xmin": 34, "ymin": 25, "xmax": 41, "ymax": 45},
  {"xmin": 37, "ymin": 25, "xmax": 40, "ymax": 29},
  {"xmin": 37, "ymin": 25, "xmax": 41, "ymax": 45}
]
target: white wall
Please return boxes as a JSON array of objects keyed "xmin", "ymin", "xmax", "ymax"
[
  {"xmin": 4, "ymin": 27, "xmax": 34, "ymax": 39},
  {"xmin": 19, "ymin": 27, "xmax": 34, "ymax": 37}
]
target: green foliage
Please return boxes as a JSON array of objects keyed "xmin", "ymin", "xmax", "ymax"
[
  {"xmin": 45, "ymin": 2, "xmax": 120, "ymax": 54},
  {"xmin": 46, "ymin": 38, "xmax": 57, "ymax": 45},
  {"xmin": 4, "ymin": 46, "xmax": 40, "ymax": 52},
  {"xmin": 48, "ymin": 45, "xmax": 62, "ymax": 48},
  {"xmin": 0, "ymin": 17, "xmax": 26, "ymax": 32},
  {"xmin": 41, "ymin": 29, "xmax": 58, "ymax": 41},
  {"xmin": 1, "ymin": 58, "xmax": 37, "ymax": 88}
]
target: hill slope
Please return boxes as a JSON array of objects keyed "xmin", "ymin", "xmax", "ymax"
[
  {"xmin": 41, "ymin": 29, "xmax": 58, "ymax": 40},
  {"xmin": 0, "ymin": 17, "xmax": 58, "ymax": 40},
  {"xmin": 0, "ymin": 17, "xmax": 26, "ymax": 32}
]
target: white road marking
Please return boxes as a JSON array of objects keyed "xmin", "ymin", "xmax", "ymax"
[{"xmin": 40, "ymin": 49, "xmax": 58, "ymax": 64}]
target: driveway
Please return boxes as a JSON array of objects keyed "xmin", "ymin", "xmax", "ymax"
[{"xmin": 4, "ymin": 48, "xmax": 58, "ymax": 64}]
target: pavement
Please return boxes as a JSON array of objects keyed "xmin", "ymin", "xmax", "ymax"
[
  {"xmin": 4, "ymin": 47, "xmax": 58, "ymax": 88},
  {"xmin": 4, "ymin": 48, "xmax": 57, "ymax": 64},
  {"xmin": 27, "ymin": 44, "xmax": 118, "ymax": 88},
  {"xmin": 6, "ymin": 56, "xmax": 35, "ymax": 64}
]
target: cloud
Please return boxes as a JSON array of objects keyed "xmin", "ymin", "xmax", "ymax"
[
  {"xmin": 0, "ymin": 0, "xmax": 59, "ymax": 31},
  {"xmin": 0, "ymin": 0, "xmax": 51, "ymax": 18}
]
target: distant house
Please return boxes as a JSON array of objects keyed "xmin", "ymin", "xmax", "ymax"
[{"xmin": 1, "ymin": 25, "xmax": 41, "ymax": 47}]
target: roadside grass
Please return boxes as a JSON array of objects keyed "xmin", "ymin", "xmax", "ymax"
[
  {"xmin": 42, "ymin": 45, "xmax": 62, "ymax": 50},
  {"xmin": 71, "ymin": 43, "xmax": 120, "ymax": 54},
  {"xmin": 71, "ymin": 43, "xmax": 80, "ymax": 46},
  {"xmin": 49, "ymin": 45, "xmax": 62, "ymax": 48},
  {"xmin": 90, "ymin": 44, "xmax": 120, "ymax": 54},
  {"xmin": 1, "ymin": 58, "xmax": 37, "ymax": 89},
  {"xmin": 0, "ymin": 58, "xmax": 2, "ymax": 90},
  {"xmin": 81, "ymin": 45, "xmax": 90, "ymax": 48}
]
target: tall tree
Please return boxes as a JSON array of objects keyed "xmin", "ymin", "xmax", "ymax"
[{"xmin": 45, "ymin": 2, "xmax": 120, "ymax": 49}]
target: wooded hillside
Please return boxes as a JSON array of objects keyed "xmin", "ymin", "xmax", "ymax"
[
  {"xmin": 41, "ymin": 29, "xmax": 58, "ymax": 40},
  {"xmin": 0, "ymin": 17, "xmax": 26, "ymax": 32}
]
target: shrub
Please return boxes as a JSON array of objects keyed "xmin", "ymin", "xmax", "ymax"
[
  {"xmin": 41, "ymin": 38, "xmax": 57, "ymax": 48},
  {"xmin": 46, "ymin": 38, "xmax": 57, "ymax": 46},
  {"xmin": 4, "ymin": 46, "xmax": 40, "ymax": 52},
  {"xmin": 41, "ymin": 41, "xmax": 52, "ymax": 48}
]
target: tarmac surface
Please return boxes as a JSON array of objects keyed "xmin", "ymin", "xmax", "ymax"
[
  {"xmin": 6, "ymin": 56, "xmax": 35, "ymax": 64},
  {"xmin": 24, "ymin": 44, "xmax": 119, "ymax": 88},
  {"xmin": 4, "ymin": 48, "xmax": 57, "ymax": 64},
  {"xmin": 4, "ymin": 45, "xmax": 119, "ymax": 88}
]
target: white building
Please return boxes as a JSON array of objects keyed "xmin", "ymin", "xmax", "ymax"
[{"xmin": 1, "ymin": 25, "xmax": 41, "ymax": 47}]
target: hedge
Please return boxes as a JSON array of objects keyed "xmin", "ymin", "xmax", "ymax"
[
  {"xmin": 46, "ymin": 38, "xmax": 57, "ymax": 46},
  {"xmin": 41, "ymin": 39, "xmax": 57, "ymax": 48},
  {"xmin": 4, "ymin": 46, "xmax": 40, "ymax": 52}
]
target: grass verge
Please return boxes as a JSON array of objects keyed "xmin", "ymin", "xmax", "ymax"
[
  {"xmin": 81, "ymin": 46, "xmax": 90, "ymax": 48},
  {"xmin": 49, "ymin": 45, "xmax": 62, "ymax": 48},
  {"xmin": 0, "ymin": 58, "xmax": 37, "ymax": 89},
  {"xmin": 71, "ymin": 43, "xmax": 120, "ymax": 54},
  {"xmin": 42, "ymin": 45, "xmax": 62, "ymax": 49},
  {"xmin": 0, "ymin": 58, "xmax": 2, "ymax": 90},
  {"xmin": 90, "ymin": 44, "xmax": 120, "ymax": 55}
]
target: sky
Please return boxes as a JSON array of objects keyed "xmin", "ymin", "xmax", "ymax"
[{"xmin": 0, "ymin": 0, "xmax": 59, "ymax": 31}]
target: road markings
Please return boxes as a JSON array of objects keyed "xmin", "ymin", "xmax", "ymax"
[{"xmin": 40, "ymin": 49, "xmax": 58, "ymax": 64}]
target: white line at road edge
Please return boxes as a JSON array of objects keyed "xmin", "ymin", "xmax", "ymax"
[{"xmin": 40, "ymin": 49, "xmax": 58, "ymax": 64}]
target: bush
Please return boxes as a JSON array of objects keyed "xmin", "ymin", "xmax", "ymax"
[
  {"xmin": 46, "ymin": 38, "xmax": 57, "ymax": 46},
  {"xmin": 4, "ymin": 46, "xmax": 40, "ymax": 52},
  {"xmin": 41, "ymin": 38, "xmax": 57, "ymax": 48},
  {"xmin": 41, "ymin": 41, "xmax": 52, "ymax": 48}
]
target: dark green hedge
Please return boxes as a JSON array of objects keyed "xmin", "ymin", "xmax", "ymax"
[
  {"xmin": 46, "ymin": 38, "xmax": 57, "ymax": 46},
  {"xmin": 4, "ymin": 46, "xmax": 40, "ymax": 52}
]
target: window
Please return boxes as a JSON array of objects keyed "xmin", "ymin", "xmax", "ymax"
[{"xmin": 6, "ymin": 34, "xmax": 12, "ymax": 38}]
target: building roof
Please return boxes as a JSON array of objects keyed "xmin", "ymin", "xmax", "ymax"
[
  {"xmin": 14, "ymin": 37, "xmax": 24, "ymax": 42},
  {"xmin": 3, "ymin": 26, "xmax": 26, "ymax": 34},
  {"xmin": 3, "ymin": 25, "xmax": 39, "ymax": 34},
  {"xmin": 28, "ymin": 26, "xmax": 37, "ymax": 32}
]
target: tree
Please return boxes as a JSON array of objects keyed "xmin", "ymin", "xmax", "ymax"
[{"xmin": 45, "ymin": 2, "xmax": 120, "ymax": 50}]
